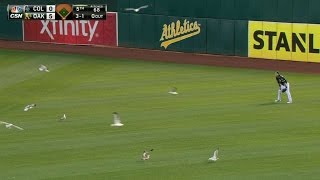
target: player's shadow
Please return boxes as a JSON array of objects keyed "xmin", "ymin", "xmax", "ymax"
[{"xmin": 258, "ymin": 102, "xmax": 281, "ymax": 106}]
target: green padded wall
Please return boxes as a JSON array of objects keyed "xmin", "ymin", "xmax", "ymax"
[
  {"xmin": 130, "ymin": 14, "xmax": 157, "ymax": 49},
  {"xmin": 309, "ymin": 0, "xmax": 320, "ymax": 23},
  {"xmin": 260, "ymin": 0, "xmax": 277, "ymax": 21},
  {"xmin": 118, "ymin": 13, "xmax": 131, "ymax": 47},
  {"xmin": 207, "ymin": 19, "xmax": 222, "ymax": 55},
  {"xmin": 116, "ymin": 0, "xmax": 320, "ymax": 24},
  {"xmin": 0, "ymin": 5, "xmax": 22, "ymax": 40},
  {"xmin": 206, "ymin": 0, "xmax": 221, "ymax": 19},
  {"xmin": 118, "ymin": 13, "xmax": 157, "ymax": 49},
  {"xmin": 277, "ymin": 0, "xmax": 293, "ymax": 22},
  {"xmin": 2, "ymin": 0, "xmax": 320, "ymax": 58},
  {"xmin": 157, "ymin": 16, "xmax": 207, "ymax": 53},
  {"xmin": 234, "ymin": 20, "xmax": 248, "ymax": 57},
  {"xmin": 119, "ymin": 13, "xmax": 207, "ymax": 53},
  {"xmin": 292, "ymin": 0, "xmax": 309, "ymax": 23},
  {"xmin": 207, "ymin": 19, "xmax": 236, "ymax": 56}
]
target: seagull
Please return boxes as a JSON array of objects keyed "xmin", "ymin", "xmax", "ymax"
[
  {"xmin": 142, "ymin": 150, "xmax": 150, "ymax": 160},
  {"xmin": 111, "ymin": 112, "xmax": 124, "ymax": 127},
  {"xmin": 60, "ymin": 114, "xmax": 66, "ymax": 121},
  {"xmin": 39, "ymin": 64, "xmax": 50, "ymax": 72},
  {"xmin": 208, "ymin": 149, "xmax": 219, "ymax": 162},
  {"xmin": 125, "ymin": 5, "xmax": 149, "ymax": 12},
  {"xmin": 24, "ymin": 104, "xmax": 36, "ymax": 111},
  {"xmin": 0, "ymin": 121, "xmax": 24, "ymax": 130},
  {"xmin": 168, "ymin": 87, "xmax": 178, "ymax": 95}
]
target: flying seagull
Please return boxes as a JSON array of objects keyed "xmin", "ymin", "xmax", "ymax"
[
  {"xmin": 125, "ymin": 5, "xmax": 149, "ymax": 12},
  {"xmin": 0, "ymin": 121, "xmax": 24, "ymax": 130},
  {"xmin": 111, "ymin": 112, "xmax": 124, "ymax": 127},
  {"xmin": 168, "ymin": 87, "xmax": 178, "ymax": 95},
  {"xmin": 24, "ymin": 104, "xmax": 36, "ymax": 112},
  {"xmin": 60, "ymin": 114, "xmax": 66, "ymax": 121},
  {"xmin": 39, "ymin": 65, "xmax": 50, "ymax": 72},
  {"xmin": 208, "ymin": 149, "xmax": 219, "ymax": 162}
]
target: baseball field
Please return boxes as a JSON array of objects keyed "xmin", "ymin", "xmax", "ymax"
[{"xmin": 1, "ymin": 48, "xmax": 320, "ymax": 180}]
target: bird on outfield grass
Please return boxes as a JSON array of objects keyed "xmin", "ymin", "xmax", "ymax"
[
  {"xmin": 0, "ymin": 121, "xmax": 24, "ymax": 130},
  {"xmin": 125, "ymin": 5, "xmax": 149, "ymax": 12},
  {"xmin": 111, "ymin": 112, "xmax": 124, "ymax": 127},
  {"xmin": 208, "ymin": 148, "xmax": 219, "ymax": 162},
  {"xmin": 24, "ymin": 104, "xmax": 36, "ymax": 111},
  {"xmin": 39, "ymin": 64, "xmax": 50, "ymax": 72},
  {"xmin": 168, "ymin": 87, "xmax": 178, "ymax": 95},
  {"xmin": 60, "ymin": 114, "xmax": 66, "ymax": 121}
]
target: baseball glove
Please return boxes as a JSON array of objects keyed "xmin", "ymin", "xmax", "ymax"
[{"xmin": 281, "ymin": 88, "xmax": 287, "ymax": 93}]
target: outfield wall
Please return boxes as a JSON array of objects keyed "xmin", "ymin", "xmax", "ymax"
[
  {"xmin": 1, "ymin": 0, "xmax": 320, "ymax": 63},
  {"xmin": 118, "ymin": 14, "xmax": 248, "ymax": 57}
]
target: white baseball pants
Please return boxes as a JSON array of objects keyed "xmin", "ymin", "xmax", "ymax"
[{"xmin": 277, "ymin": 83, "xmax": 292, "ymax": 103}]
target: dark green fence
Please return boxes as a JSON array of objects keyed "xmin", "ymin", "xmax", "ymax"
[
  {"xmin": 211, "ymin": 19, "xmax": 247, "ymax": 57},
  {"xmin": 118, "ymin": 13, "xmax": 248, "ymax": 56},
  {"xmin": 1, "ymin": 0, "xmax": 320, "ymax": 58},
  {"xmin": 0, "ymin": 6, "xmax": 22, "ymax": 40},
  {"xmin": 117, "ymin": 0, "xmax": 320, "ymax": 23},
  {"xmin": 117, "ymin": 0, "xmax": 320, "ymax": 56},
  {"xmin": 119, "ymin": 13, "xmax": 208, "ymax": 53}
]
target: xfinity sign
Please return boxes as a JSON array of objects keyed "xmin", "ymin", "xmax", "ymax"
[{"xmin": 40, "ymin": 20, "xmax": 99, "ymax": 41}]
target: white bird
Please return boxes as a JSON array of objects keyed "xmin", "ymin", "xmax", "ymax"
[
  {"xmin": 208, "ymin": 149, "xmax": 219, "ymax": 162},
  {"xmin": 142, "ymin": 151, "xmax": 150, "ymax": 160},
  {"xmin": 24, "ymin": 104, "xmax": 36, "ymax": 111},
  {"xmin": 168, "ymin": 87, "xmax": 178, "ymax": 95},
  {"xmin": 125, "ymin": 5, "xmax": 149, "ymax": 12},
  {"xmin": 39, "ymin": 64, "xmax": 50, "ymax": 72},
  {"xmin": 60, "ymin": 114, "xmax": 66, "ymax": 121},
  {"xmin": 0, "ymin": 121, "xmax": 24, "ymax": 130},
  {"xmin": 111, "ymin": 112, "xmax": 124, "ymax": 127}
]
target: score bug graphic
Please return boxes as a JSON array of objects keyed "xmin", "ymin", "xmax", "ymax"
[{"xmin": 8, "ymin": 5, "xmax": 24, "ymax": 19}]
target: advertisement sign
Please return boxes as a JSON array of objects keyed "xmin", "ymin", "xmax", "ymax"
[
  {"xmin": 249, "ymin": 21, "xmax": 320, "ymax": 62},
  {"xmin": 23, "ymin": 12, "xmax": 117, "ymax": 46}
]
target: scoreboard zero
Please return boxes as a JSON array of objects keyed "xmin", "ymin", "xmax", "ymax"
[{"xmin": 8, "ymin": 4, "xmax": 107, "ymax": 20}]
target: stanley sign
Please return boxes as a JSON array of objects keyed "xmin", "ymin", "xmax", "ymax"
[{"xmin": 249, "ymin": 21, "xmax": 320, "ymax": 62}]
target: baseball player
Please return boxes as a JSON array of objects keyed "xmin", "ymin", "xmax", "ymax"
[{"xmin": 275, "ymin": 71, "xmax": 292, "ymax": 103}]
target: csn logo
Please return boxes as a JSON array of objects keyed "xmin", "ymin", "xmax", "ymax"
[
  {"xmin": 10, "ymin": 6, "xmax": 23, "ymax": 13},
  {"xmin": 10, "ymin": 14, "xmax": 23, "ymax": 19}
]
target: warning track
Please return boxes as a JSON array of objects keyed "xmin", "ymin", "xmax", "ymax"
[{"xmin": 0, "ymin": 40, "xmax": 320, "ymax": 74}]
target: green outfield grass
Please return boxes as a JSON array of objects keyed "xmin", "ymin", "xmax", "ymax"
[{"xmin": 0, "ymin": 49, "xmax": 320, "ymax": 180}]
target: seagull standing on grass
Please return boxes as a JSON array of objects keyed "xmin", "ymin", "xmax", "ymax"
[
  {"xmin": 111, "ymin": 112, "xmax": 124, "ymax": 127},
  {"xmin": 208, "ymin": 149, "xmax": 219, "ymax": 162},
  {"xmin": 142, "ymin": 149, "xmax": 153, "ymax": 160},
  {"xmin": 168, "ymin": 87, "xmax": 178, "ymax": 95},
  {"xmin": 125, "ymin": 5, "xmax": 149, "ymax": 12},
  {"xmin": 39, "ymin": 65, "xmax": 50, "ymax": 72},
  {"xmin": 0, "ymin": 121, "xmax": 24, "ymax": 130},
  {"xmin": 60, "ymin": 114, "xmax": 66, "ymax": 121}
]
